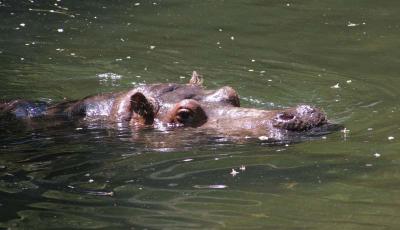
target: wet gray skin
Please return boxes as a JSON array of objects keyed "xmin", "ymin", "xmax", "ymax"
[{"xmin": 0, "ymin": 72, "xmax": 327, "ymax": 140}]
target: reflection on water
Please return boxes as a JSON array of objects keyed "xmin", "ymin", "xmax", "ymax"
[{"xmin": 2, "ymin": 0, "xmax": 400, "ymax": 229}]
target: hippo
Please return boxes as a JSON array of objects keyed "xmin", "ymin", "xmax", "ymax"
[{"xmin": 0, "ymin": 71, "xmax": 329, "ymax": 141}]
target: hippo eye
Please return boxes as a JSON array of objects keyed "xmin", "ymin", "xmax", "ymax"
[
  {"xmin": 176, "ymin": 108, "xmax": 193, "ymax": 123},
  {"xmin": 169, "ymin": 99, "xmax": 207, "ymax": 127}
]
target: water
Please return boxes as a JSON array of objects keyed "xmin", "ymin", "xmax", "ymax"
[{"xmin": 1, "ymin": 0, "xmax": 400, "ymax": 229}]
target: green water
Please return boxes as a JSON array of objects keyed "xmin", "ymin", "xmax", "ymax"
[{"xmin": 1, "ymin": 0, "xmax": 400, "ymax": 229}]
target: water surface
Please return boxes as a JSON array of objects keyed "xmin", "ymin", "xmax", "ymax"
[{"xmin": 1, "ymin": 0, "xmax": 400, "ymax": 229}]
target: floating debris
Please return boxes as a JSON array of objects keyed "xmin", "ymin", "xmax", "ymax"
[
  {"xmin": 20, "ymin": 23, "xmax": 26, "ymax": 27},
  {"xmin": 149, "ymin": 45, "xmax": 156, "ymax": 50},
  {"xmin": 346, "ymin": 80, "xmax": 352, "ymax": 84},
  {"xmin": 230, "ymin": 36, "xmax": 235, "ymax": 40},
  {"xmin": 134, "ymin": 2, "xmax": 140, "ymax": 6},
  {"xmin": 331, "ymin": 83, "xmax": 340, "ymax": 89},
  {"xmin": 239, "ymin": 165, "xmax": 246, "ymax": 171},
  {"xmin": 230, "ymin": 169, "xmax": 239, "ymax": 176},
  {"xmin": 182, "ymin": 158, "xmax": 193, "ymax": 162},
  {"xmin": 258, "ymin": 136, "xmax": 269, "ymax": 141},
  {"xmin": 388, "ymin": 136, "xmax": 395, "ymax": 140},
  {"xmin": 373, "ymin": 153, "xmax": 381, "ymax": 158},
  {"xmin": 341, "ymin": 128, "xmax": 350, "ymax": 134},
  {"xmin": 347, "ymin": 22, "xmax": 359, "ymax": 27},
  {"xmin": 57, "ymin": 28, "xmax": 64, "ymax": 33}
]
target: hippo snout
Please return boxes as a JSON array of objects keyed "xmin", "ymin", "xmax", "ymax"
[{"xmin": 272, "ymin": 105, "xmax": 327, "ymax": 131}]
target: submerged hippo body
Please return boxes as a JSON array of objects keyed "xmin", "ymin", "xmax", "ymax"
[{"xmin": 0, "ymin": 72, "xmax": 328, "ymax": 141}]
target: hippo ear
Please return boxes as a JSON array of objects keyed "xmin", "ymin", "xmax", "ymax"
[
  {"xmin": 189, "ymin": 71, "xmax": 203, "ymax": 86},
  {"xmin": 130, "ymin": 92, "xmax": 157, "ymax": 126}
]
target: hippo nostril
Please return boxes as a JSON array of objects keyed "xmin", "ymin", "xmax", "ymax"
[{"xmin": 278, "ymin": 113, "xmax": 295, "ymax": 121}]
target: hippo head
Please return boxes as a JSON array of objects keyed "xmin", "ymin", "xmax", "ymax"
[{"xmin": 112, "ymin": 71, "xmax": 328, "ymax": 140}]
